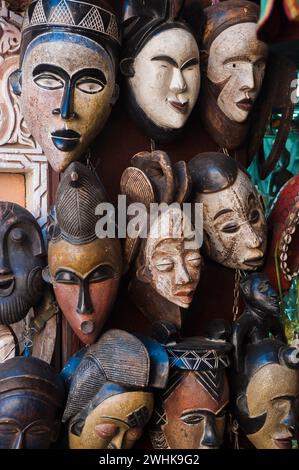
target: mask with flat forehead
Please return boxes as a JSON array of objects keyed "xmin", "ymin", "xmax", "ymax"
[
  {"xmin": 13, "ymin": 0, "xmax": 121, "ymax": 173},
  {"xmin": 44, "ymin": 162, "xmax": 122, "ymax": 345},
  {"xmin": 121, "ymin": 150, "xmax": 202, "ymax": 327},
  {"xmin": 230, "ymin": 338, "xmax": 299, "ymax": 449},
  {"xmin": 0, "ymin": 356, "xmax": 64, "ymax": 449},
  {"xmin": 150, "ymin": 321, "xmax": 232, "ymax": 449},
  {"xmin": 63, "ymin": 329, "xmax": 169, "ymax": 449},
  {"xmin": 189, "ymin": 152, "xmax": 267, "ymax": 271},
  {"xmin": 0, "ymin": 202, "xmax": 46, "ymax": 325},
  {"xmin": 120, "ymin": 0, "xmax": 203, "ymax": 142},
  {"xmin": 200, "ymin": 0, "xmax": 268, "ymax": 150}
]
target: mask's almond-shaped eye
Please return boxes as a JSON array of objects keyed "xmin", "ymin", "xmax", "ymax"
[
  {"xmin": 155, "ymin": 258, "xmax": 175, "ymax": 272},
  {"xmin": 34, "ymin": 73, "xmax": 64, "ymax": 90},
  {"xmin": 10, "ymin": 227, "xmax": 26, "ymax": 243},
  {"xmin": 89, "ymin": 266, "xmax": 115, "ymax": 283},
  {"xmin": 28, "ymin": 424, "xmax": 51, "ymax": 436},
  {"xmin": 221, "ymin": 222, "xmax": 240, "ymax": 234},
  {"xmin": 180, "ymin": 413, "xmax": 204, "ymax": 425},
  {"xmin": 94, "ymin": 423, "xmax": 119, "ymax": 439},
  {"xmin": 0, "ymin": 422, "xmax": 19, "ymax": 435},
  {"xmin": 76, "ymin": 78, "xmax": 104, "ymax": 94},
  {"xmin": 249, "ymin": 209, "xmax": 260, "ymax": 224},
  {"xmin": 185, "ymin": 252, "xmax": 201, "ymax": 267},
  {"xmin": 55, "ymin": 271, "xmax": 79, "ymax": 284}
]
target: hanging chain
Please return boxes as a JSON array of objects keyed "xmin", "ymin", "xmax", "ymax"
[{"xmin": 233, "ymin": 269, "xmax": 241, "ymax": 321}]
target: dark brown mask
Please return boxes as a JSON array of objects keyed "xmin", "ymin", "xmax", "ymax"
[{"xmin": 0, "ymin": 202, "xmax": 46, "ymax": 325}]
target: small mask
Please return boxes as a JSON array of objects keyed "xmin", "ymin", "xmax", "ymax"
[
  {"xmin": 200, "ymin": 0, "xmax": 268, "ymax": 149},
  {"xmin": 150, "ymin": 324, "xmax": 231, "ymax": 449},
  {"xmin": 231, "ymin": 339, "xmax": 299, "ymax": 449},
  {"xmin": 0, "ymin": 202, "xmax": 46, "ymax": 325},
  {"xmin": 189, "ymin": 152, "xmax": 267, "ymax": 271},
  {"xmin": 0, "ymin": 356, "xmax": 64, "ymax": 449},
  {"xmin": 63, "ymin": 329, "xmax": 169, "ymax": 449},
  {"xmin": 120, "ymin": 0, "xmax": 203, "ymax": 142},
  {"xmin": 44, "ymin": 163, "xmax": 122, "ymax": 345},
  {"xmin": 14, "ymin": 0, "xmax": 121, "ymax": 173}
]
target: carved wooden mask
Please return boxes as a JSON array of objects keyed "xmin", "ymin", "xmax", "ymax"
[
  {"xmin": 231, "ymin": 339, "xmax": 299, "ymax": 449},
  {"xmin": 200, "ymin": 0, "xmax": 268, "ymax": 150},
  {"xmin": 45, "ymin": 163, "xmax": 122, "ymax": 345},
  {"xmin": 0, "ymin": 356, "xmax": 64, "ymax": 449},
  {"xmin": 0, "ymin": 202, "xmax": 46, "ymax": 325},
  {"xmin": 189, "ymin": 152, "xmax": 267, "ymax": 271},
  {"xmin": 14, "ymin": 0, "xmax": 121, "ymax": 173},
  {"xmin": 120, "ymin": 0, "xmax": 202, "ymax": 142}
]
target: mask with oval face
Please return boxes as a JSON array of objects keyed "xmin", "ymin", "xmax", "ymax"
[
  {"xmin": 189, "ymin": 152, "xmax": 267, "ymax": 271},
  {"xmin": 62, "ymin": 329, "xmax": 169, "ymax": 449},
  {"xmin": 231, "ymin": 338, "xmax": 299, "ymax": 449},
  {"xmin": 13, "ymin": 0, "xmax": 121, "ymax": 173},
  {"xmin": 120, "ymin": 0, "xmax": 203, "ymax": 142},
  {"xmin": 150, "ymin": 323, "xmax": 232, "ymax": 449},
  {"xmin": 44, "ymin": 162, "xmax": 122, "ymax": 345},
  {"xmin": 121, "ymin": 150, "xmax": 201, "ymax": 327},
  {"xmin": 0, "ymin": 356, "xmax": 64, "ymax": 449},
  {"xmin": 200, "ymin": 0, "xmax": 268, "ymax": 150},
  {"xmin": 0, "ymin": 202, "xmax": 46, "ymax": 325}
]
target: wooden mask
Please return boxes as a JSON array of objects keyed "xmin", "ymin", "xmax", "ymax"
[
  {"xmin": 150, "ymin": 322, "xmax": 231, "ymax": 449},
  {"xmin": 45, "ymin": 162, "xmax": 122, "ymax": 345},
  {"xmin": 0, "ymin": 356, "xmax": 65, "ymax": 449},
  {"xmin": 120, "ymin": 0, "xmax": 203, "ymax": 142},
  {"xmin": 63, "ymin": 329, "xmax": 169, "ymax": 449},
  {"xmin": 200, "ymin": 0, "xmax": 268, "ymax": 150},
  {"xmin": 230, "ymin": 338, "xmax": 299, "ymax": 449},
  {"xmin": 0, "ymin": 202, "xmax": 46, "ymax": 325},
  {"xmin": 121, "ymin": 150, "xmax": 202, "ymax": 328},
  {"xmin": 14, "ymin": 0, "xmax": 121, "ymax": 173},
  {"xmin": 189, "ymin": 152, "xmax": 267, "ymax": 271},
  {"xmin": 265, "ymin": 173, "xmax": 299, "ymax": 293}
]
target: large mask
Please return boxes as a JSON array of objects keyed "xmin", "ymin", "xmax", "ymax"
[
  {"xmin": 120, "ymin": 0, "xmax": 203, "ymax": 142},
  {"xmin": 230, "ymin": 338, "xmax": 299, "ymax": 449},
  {"xmin": 265, "ymin": 173, "xmax": 299, "ymax": 293},
  {"xmin": 13, "ymin": 0, "xmax": 121, "ymax": 173},
  {"xmin": 63, "ymin": 329, "xmax": 169, "ymax": 449},
  {"xmin": 189, "ymin": 152, "xmax": 267, "ymax": 271},
  {"xmin": 150, "ymin": 322, "xmax": 231, "ymax": 449},
  {"xmin": 44, "ymin": 162, "xmax": 122, "ymax": 345},
  {"xmin": 0, "ymin": 356, "xmax": 64, "ymax": 449},
  {"xmin": 0, "ymin": 202, "xmax": 46, "ymax": 325},
  {"xmin": 200, "ymin": 0, "xmax": 268, "ymax": 150},
  {"xmin": 121, "ymin": 150, "xmax": 202, "ymax": 327}
]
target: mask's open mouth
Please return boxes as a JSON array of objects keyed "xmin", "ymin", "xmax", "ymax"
[
  {"xmin": 0, "ymin": 275, "xmax": 15, "ymax": 297},
  {"xmin": 279, "ymin": 206, "xmax": 299, "ymax": 281}
]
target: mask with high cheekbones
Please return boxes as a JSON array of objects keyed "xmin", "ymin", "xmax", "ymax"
[
  {"xmin": 62, "ymin": 329, "xmax": 169, "ymax": 449},
  {"xmin": 12, "ymin": 0, "xmax": 121, "ymax": 173},
  {"xmin": 0, "ymin": 356, "xmax": 65, "ymax": 449},
  {"xmin": 230, "ymin": 338, "xmax": 299, "ymax": 449},
  {"xmin": 200, "ymin": 0, "xmax": 268, "ymax": 150},
  {"xmin": 150, "ymin": 321, "xmax": 231, "ymax": 449},
  {"xmin": 120, "ymin": 0, "xmax": 204, "ymax": 142},
  {"xmin": 0, "ymin": 202, "xmax": 46, "ymax": 325},
  {"xmin": 44, "ymin": 162, "xmax": 122, "ymax": 345},
  {"xmin": 121, "ymin": 150, "xmax": 202, "ymax": 328},
  {"xmin": 189, "ymin": 152, "xmax": 267, "ymax": 271}
]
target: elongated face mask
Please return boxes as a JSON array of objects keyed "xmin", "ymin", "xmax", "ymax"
[
  {"xmin": 246, "ymin": 364, "xmax": 299, "ymax": 449},
  {"xmin": 196, "ymin": 170, "xmax": 267, "ymax": 270},
  {"xmin": 0, "ymin": 202, "xmax": 45, "ymax": 325},
  {"xmin": 207, "ymin": 23, "xmax": 267, "ymax": 123},
  {"xmin": 128, "ymin": 28, "xmax": 200, "ymax": 131},
  {"xmin": 137, "ymin": 208, "xmax": 201, "ymax": 308},
  {"xmin": 69, "ymin": 390, "xmax": 154, "ymax": 449},
  {"xmin": 21, "ymin": 35, "xmax": 117, "ymax": 173}
]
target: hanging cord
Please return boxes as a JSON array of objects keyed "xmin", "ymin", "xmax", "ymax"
[{"xmin": 233, "ymin": 269, "xmax": 241, "ymax": 321}]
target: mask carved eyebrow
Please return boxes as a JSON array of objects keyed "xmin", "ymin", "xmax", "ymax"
[
  {"xmin": 181, "ymin": 58, "xmax": 199, "ymax": 70},
  {"xmin": 33, "ymin": 64, "xmax": 69, "ymax": 81},
  {"xmin": 213, "ymin": 208, "xmax": 234, "ymax": 221},
  {"xmin": 223, "ymin": 56, "xmax": 252, "ymax": 65},
  {"xmin": 151, "ymin": 55, "xmax": 179, "ymax": 68}
]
